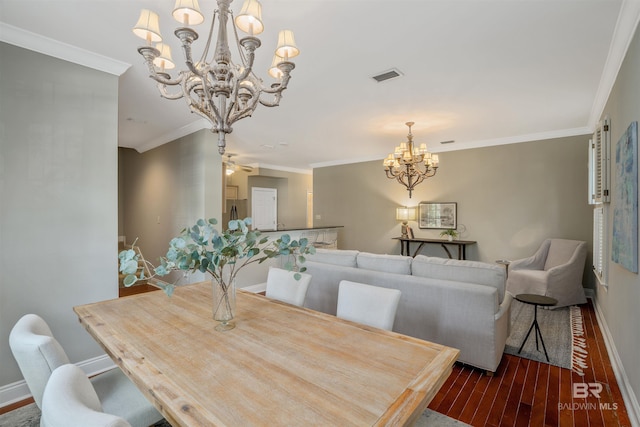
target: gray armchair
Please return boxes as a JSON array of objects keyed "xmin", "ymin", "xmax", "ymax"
[{"xmin": 506, "ymin": 239, "xmax": 587, "ymax": 308}]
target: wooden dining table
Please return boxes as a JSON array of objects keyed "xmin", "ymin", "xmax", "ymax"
[{"xmin": 74, "ymin": 282, "xmax": 459, "ymax": 426}]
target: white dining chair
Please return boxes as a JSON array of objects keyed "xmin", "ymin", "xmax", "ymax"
[
  {"xmin": 336, "ymin": 280, "xmax": 401, "ymax": 331},
  {"xmin": 9, "ymin": 314, "xmax": 163, "ymax": 427},
  {"xmin": 41, "ymin": 363, "xmax": 132, "ymax": 427},
  {"xmin": 265, "ymin": 267, "xmax": 312, "ymax": 307}
]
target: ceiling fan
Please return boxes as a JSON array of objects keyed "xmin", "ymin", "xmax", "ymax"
[{"xmin": 224, "ymin": 154, "xmax": 254, "ymax": 175}]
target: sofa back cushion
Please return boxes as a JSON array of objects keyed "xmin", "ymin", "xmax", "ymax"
[
  {"xmin": 412, "ymin": 255, "xmax": 506, "ymax": 301},
  {"xmin": 305, "ymin": 249, "xmax": 359, "ymax": 267},
  {"xmin": 356, "ymin": 252, "xmax": 413, "ymax": 275}
]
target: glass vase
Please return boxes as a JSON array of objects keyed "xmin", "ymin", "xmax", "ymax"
[{"xmin": 212, "ymin": 277, "xmax": 236, "ymax": 331}]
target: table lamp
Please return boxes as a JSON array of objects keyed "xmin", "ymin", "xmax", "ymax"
[{"xmin": 396, "ymin": 207, "xmax": 416, "ymax": 238}]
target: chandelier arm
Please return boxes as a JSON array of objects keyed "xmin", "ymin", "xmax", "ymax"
[
  {"xmin": 258, "ymin": 92, "xmax": 283, "ymax": 108},
  {"xmin": 229, "ymin": 95, "xmax": 260, "ymax": 123},
  {"xmin": 236, "ymin": 50, "xmax": 256, "ymax": 82},
  {"xmin": 148, "ymin": 73, "xmax": 183, "ymax": 87},
  {"xmin": 385, "ymin": 168, "xmax": 400, "ymax": 178},
  {"xmin": 156, "ymin": 82, "xmax": 187, "ymax": 100},
  {"xmin": 183, "ymin": 75, "xmax": 224, "ymax": 125},
  {"xmin": 192, "ymin": 69, "xmax": 224, "ymax": 125},
  {"xmin": 140, "ymin": 56, "xmax": 183, "ymax": 87},
  {"xmin": 261, "ymin": 73, "xmax": 292, "ymax": 95},
  {"xmin": 182, "ymin": 42, "xmax": 205, "ymax": 78},
  {"xmin": 395, "ymin": 173, "xmax": 410, "ymax": 189}
]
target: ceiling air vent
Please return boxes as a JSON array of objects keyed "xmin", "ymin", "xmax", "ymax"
[
  {"xmin": 371, "ymin": 68, "xmax": 403, "ymax": 83},
  {"xmin": 440, "ymin": 140, "xmax": 455, "ymax": 145}
]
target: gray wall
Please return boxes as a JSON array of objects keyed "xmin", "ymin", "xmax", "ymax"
[
  {"xmin": 223, "ymin": 168, "xmax": 311, "ymax": 229},
  {"xmin": 595, "ymin": 22, "xmax": 640, "ymax": 414},
  {"xmin": 314, "ymin": 135, "xmax": 594, "ymax": 289},
  {"xmin": 248, "ymin": 168, "xmax": 312, "ymax": 230},
  {"xmin": 0, "ymin": 43, "xmax": 119, "ymax": 385},
  {"xmin": 119, "ymin": 130, "xmax": 223, "ymax": 284}
]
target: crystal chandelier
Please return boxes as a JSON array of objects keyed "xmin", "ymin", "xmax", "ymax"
[
  {"xmin": 383, "ymin": 122, "xmax": 439, "ymax": 198},
  {"xmin": 132, "ymin": 0, "xmax": 299, "ymax": 154}
]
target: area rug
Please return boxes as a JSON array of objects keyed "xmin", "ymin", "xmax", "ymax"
[
  {"xmin": 504, "ymin": 299, "xmax": 588, "ymax": 375},
  {"xmin": 0, "ymin": 403, "xmax": 470, "ymax": 427}
]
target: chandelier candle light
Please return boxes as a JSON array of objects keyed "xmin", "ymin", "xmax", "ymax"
[
  {"xmin": 383, "ymin": 122, "xmax": 439, "ymax": 198},
  {"xmin": 133, "ymin": 0, "xmax": 300, "ymax": 154}
]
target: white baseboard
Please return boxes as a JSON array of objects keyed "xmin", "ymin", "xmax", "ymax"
[
  {"xmin": 0, "ymin": 354, "xmax": 115, "ymax": 408},
  {"xmin": 588, "ymin": 292, "xmax": 640, "ymax": 427}
]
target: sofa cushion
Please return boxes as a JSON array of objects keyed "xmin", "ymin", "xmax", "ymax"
[
  {"xmin": 411, "ymin": 255, "xmax": 506, "ymax": 301},
  {"xmin": 356, "ymin": 252, "xmax": 413, "ymax": 275},
  {"xmin": 305, "ymin": 249, "xmax": 359, "ymax": 267}
]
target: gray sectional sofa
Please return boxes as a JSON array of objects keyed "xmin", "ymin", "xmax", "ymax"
[{"xmin": 302, "ymin": 249, "xmax": 513, "ymax": 373}]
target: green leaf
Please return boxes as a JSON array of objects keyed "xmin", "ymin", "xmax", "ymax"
[
  {"xmin": 247, "ymin": 247, "xmax": 259, "ymax": 257},
  {"xmin": 208, "ymin": 218, "xmax": 218, "ymax": 225},
  {"xmin": 120, "ymin": 259, "xmax": 139, "ymax": 275},
  {"xmin": 197, "ymin": 219, "xmax": 206, "ymax": 227},
  {"xmin": 228, "ymin": 220, "xmax": 239, "ymax": 230},
  {"xmin": 294, "ymin": 272, "xmax": 301, "ymax": 280},
  {"xmin": 281, "ymin": 234, "xmax": 291, "ymax": 244},
  {"xmin": 123, "ymin": 275, "xmax": 137, "ymax": 287}
]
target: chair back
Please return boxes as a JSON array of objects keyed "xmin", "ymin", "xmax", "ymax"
[
  {"xmin": 41, "ymin": 364, "xmax": 132, "ymax": 427},
  {"xmin": 265, "ymin": 267, "xmax": 312, "ymax": 307},
  {"xmin": 544, "ymin": 239, "xmax": 586, "ymax": 270},
  {"xmin": 9, "ymin": 314, "xmax": 70, "ymax": 408},
  {"xmin": 336, "ymin": 280, "xmax": 401, "ymax": 331}
]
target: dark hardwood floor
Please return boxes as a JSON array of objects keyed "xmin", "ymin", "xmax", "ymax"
[{"xmin": 429, "ymin": 299, "xmax": 632, "ymax": 426}]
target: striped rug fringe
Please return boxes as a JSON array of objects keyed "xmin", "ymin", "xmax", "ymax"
[{"xmin": 570, "ymin": 305, "xmax": 588, "ymax": 376}]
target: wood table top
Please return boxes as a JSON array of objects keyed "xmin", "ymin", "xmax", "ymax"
[{"xmin": 74, "ymin": 282, "xmax": 459, "ymax": 426}]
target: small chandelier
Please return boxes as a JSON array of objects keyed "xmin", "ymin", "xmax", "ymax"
[
  {"xmin": 383, "ymin": 122, "xmax": 439, "ymax": 198},
  {"xmin": 132, "ymin": 0, "xmax": 299, "ymax": 155}
]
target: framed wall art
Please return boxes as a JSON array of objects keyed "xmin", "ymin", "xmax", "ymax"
[
  {"xmin": 418, "ymin": 202, "xmax": 457, "ymax": 229},
  {"xmin": 612, "ymin": 121, "xmax": 638, "ymax": 273}
]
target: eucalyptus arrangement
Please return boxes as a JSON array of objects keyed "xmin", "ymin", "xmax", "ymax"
[
  {"xmin": 439, "ymin": 229, "xmax": 459, "ymax": 241},
  {"xmin": 118, "ymin": 218, "xmax": 316, "ymax": 330}
]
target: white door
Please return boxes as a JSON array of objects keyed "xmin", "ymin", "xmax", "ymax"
[{"xmin": 252, "ymin": 187, "xmax": 277, "ymax": 230}]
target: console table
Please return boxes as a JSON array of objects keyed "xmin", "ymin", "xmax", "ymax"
[{"xmin": 393, "ymin": 237, "xmax": 477, "ymax": 259}]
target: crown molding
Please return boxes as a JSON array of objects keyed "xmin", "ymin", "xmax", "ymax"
[
  {"xmin": 435, "ymin": 126, "xmax": 592, "ymax": 153},
  {"xmin": 588, "ymin": 0, "xmax": 640, "ymax": 128},
  {"xmin": 0, "ymin": 22, "xmax": 130, "ymax": 76},
  {"xmin": 310, "ymin": 127, "xmax": 592, "ymax": 169},
  {"xmin": 255, "ymin": 163, "xmax": 312, "ymax": 175},
  {"xmin": 133, "ymin": 119, "xmax": 210, "ymax": 153}
]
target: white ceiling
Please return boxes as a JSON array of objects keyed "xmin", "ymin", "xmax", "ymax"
[{"xmin": 1, "ymin": 0, "xmax": 639, "ymax": 171}]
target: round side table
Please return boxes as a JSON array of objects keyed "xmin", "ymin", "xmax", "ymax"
[{"xmin": 515, "ymin": 293, "xmax": 558, "ymax": 362}]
